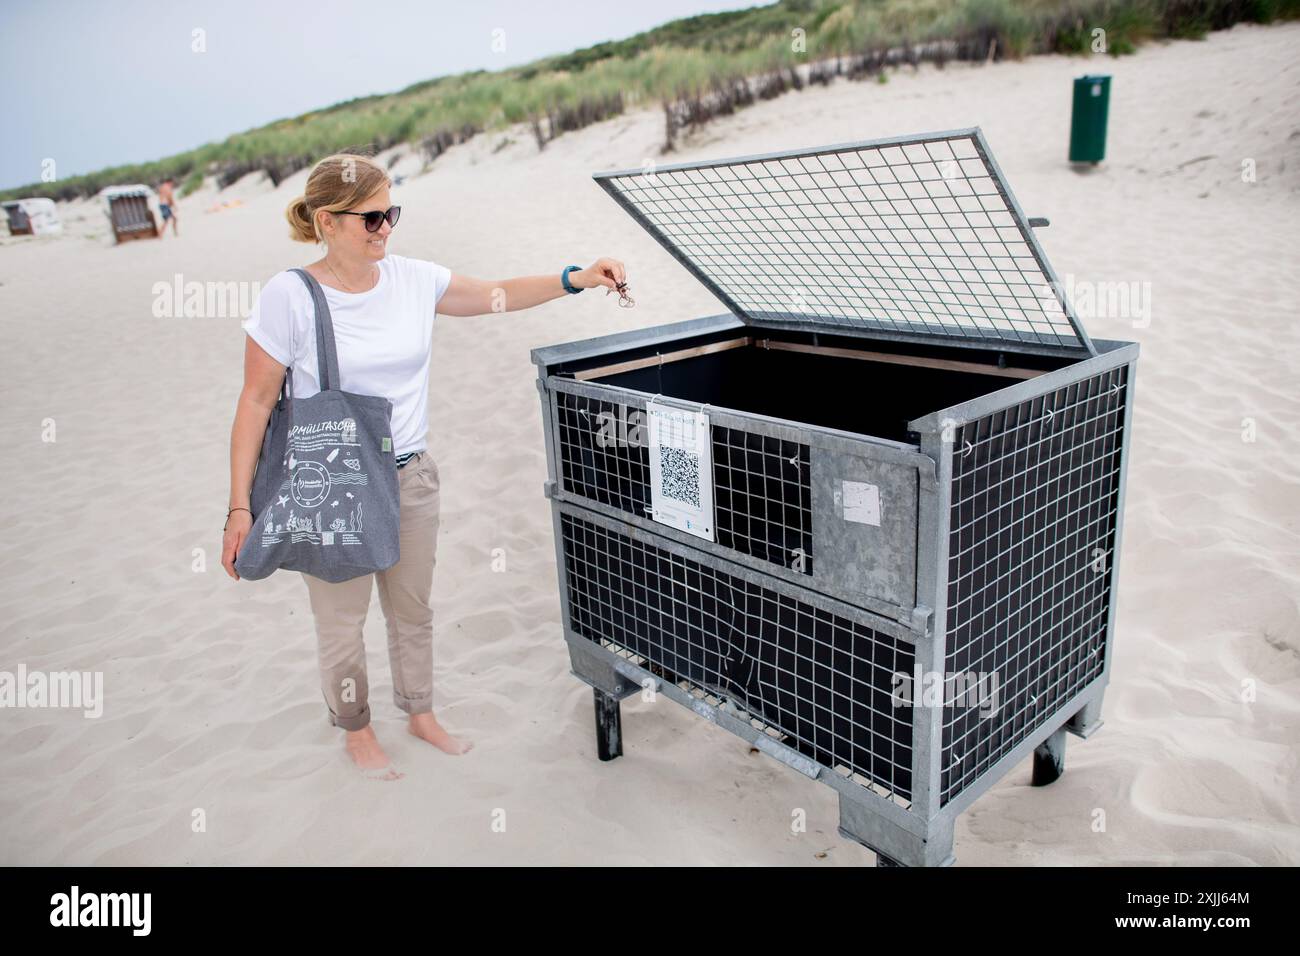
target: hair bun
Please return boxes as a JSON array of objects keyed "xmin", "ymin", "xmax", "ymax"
[{"xmin": 285, "ymin": 196, "xmax": 316, "ymax": 243}]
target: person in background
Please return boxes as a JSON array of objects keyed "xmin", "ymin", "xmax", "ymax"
[{"xmin": 157, "ymin": 177, "xmax": 178, "ymax": 237}]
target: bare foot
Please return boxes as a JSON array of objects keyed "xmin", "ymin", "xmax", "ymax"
[
  {"xmin": 344, "ymin": 725, "xmax": 403, "ymax": 781},
  {"xmin": 408, "ymin": 712, "xmax": 473, "ymax": 755}
]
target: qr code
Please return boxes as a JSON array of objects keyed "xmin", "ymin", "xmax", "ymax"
[{"xmin": 659, "ymin": 446, "xmax": 701, "ymax": 507}]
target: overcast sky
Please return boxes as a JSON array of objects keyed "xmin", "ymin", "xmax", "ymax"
[{"xmin": 1, "ymin": 0, "xmax": 761, "ymax": 190}]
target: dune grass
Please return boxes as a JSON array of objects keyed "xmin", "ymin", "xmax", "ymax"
[{"xmin": 4, "ymin": 0, "xmax": 1295, "ymax": 203}]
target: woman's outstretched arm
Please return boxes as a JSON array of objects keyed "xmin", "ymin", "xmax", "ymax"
[{"xmin": 437, "ymin": 257, "xmax": 626, "ymax": 317}]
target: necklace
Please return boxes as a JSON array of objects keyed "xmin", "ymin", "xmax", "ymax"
[{"xmin": 324, "ymin": 257, "xmax": 377, "ymax": 293}]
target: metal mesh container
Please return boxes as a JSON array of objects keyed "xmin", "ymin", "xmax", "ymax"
[{"xmin": 532, "ymin": 128, "xmax": 1138, "ymax": 866}]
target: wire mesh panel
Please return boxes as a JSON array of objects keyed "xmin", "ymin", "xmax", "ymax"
[
  {"xmin": 713, "ymin": 424, "xmax": 813, "ymax": 572},
  {"xmin": 595, "ymin": 129, "xmax": 1091, "ymax": 353},
  {"xmin": 940, "ymin": 364, "xmax": 1129, "ymax": 804},
  {"xmin": 555, "ymin": 388, "xmax": 813, "ymax": 573},
  {"xmin": 556, "ymin": 390, "xmax": 649, "ymax": 517},
  {"xmin": 561, "ymin": 511, "xmax": 915, "ymax": 802}
]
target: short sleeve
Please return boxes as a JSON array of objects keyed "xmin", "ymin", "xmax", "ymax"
[
  {"xmin": 391, "ymin": 255, "xmax": 452, "ymax": 314},
  {"xmin": 241, "ymin": 271, "xmax": 299, "ymax": 367},
  {"xmin": 430, "ymin": 260, "xmax": 452, "ymax": 306}
]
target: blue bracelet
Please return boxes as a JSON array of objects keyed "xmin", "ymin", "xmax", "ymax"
[{"xmin": 561, "ymin": 265, "xmax": 584, "ymax": 294}]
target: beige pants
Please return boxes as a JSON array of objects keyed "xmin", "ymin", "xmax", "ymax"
[{"xmin": 300, "ymin": 451, "xmax": 441, "ymax": 731}]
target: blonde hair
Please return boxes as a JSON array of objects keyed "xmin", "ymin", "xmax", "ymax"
[{"xmin": 285, "ymin": 152, "xmax": 390, "ymax": 243}]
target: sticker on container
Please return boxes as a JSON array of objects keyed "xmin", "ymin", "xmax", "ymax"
[
  {"xmin": 841, "ymin": 480, "xmax": 881, "ymax": 526},
  {"xmin": 647, "ymin": 401, "xmax": 714, "ymax": 542}
]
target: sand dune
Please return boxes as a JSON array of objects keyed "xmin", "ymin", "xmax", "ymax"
[{"xmin": 1, "ymin": 21, "xmax": 1297, "ymax": 865}]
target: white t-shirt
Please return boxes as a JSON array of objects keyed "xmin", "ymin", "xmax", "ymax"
[{"xmin": 242, "ymin": 254, "xmax": 452, "ymax": 457}]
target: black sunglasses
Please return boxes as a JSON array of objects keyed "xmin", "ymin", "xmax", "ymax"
[{"xmin": 335, "ymin": 205, "xmax": 401, "ymax": 233}]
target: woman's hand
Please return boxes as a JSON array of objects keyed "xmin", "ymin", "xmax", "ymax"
[
  {"xmin": 222, "ymin": 512, "xmax": 253, "ymax": 580},
  {"xmin": 571, "ymin": 257, "xmax": 626, "ymax": 292}
]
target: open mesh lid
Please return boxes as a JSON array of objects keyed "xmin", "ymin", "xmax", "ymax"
[{"xmin": 594, "ymin": 128, "xmax": 1095, "ymax": 356}]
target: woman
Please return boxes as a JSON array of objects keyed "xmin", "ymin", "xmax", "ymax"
[{"xmin": 221, "ymin": 153, "xmax": 626, "ymax": 780}]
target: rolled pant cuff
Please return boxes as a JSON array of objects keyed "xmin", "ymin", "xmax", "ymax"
[
  {"xmin": 327, "ymin": 704, "xmax": 372, "ymax": 732},
  {"xmin": 393, "ymin": 690, "xmax": 433, "ymax": 715}
]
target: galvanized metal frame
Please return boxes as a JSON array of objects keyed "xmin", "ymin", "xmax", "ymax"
[
  {"xmin": 532, "ymin": 127, "xmax": 1138, "ymax": 865},
  {"xmin": 545, "ymin": 374, "xmax": 933, "ymax": 627},
  {"xmin": 968, "ymin": 131, "xmax": 1097, "ymax": 356},
  {"xmin": 1085, "ymin": 350, "xmax": 1139, "ymax": 737},
  {"xmin": 908, "ymin": 343, "xmax": 1137, "ymax": 829},
  {"xmin": 555, "ymin": 501, "xmax": 925, "ymax": 828},
  {"xmin": 555, "ymin": 497, "xmax": 921, "ymax": 649},
  {"xmin": 941, "ymin": 365, "xmax": 1127, "ymax": 800},
  {"xmin": 535, "ymin": 318, "xmax": 1136, "ymax": 865},
  {"xmin": 909, "ymin": 425, "xmax": 952, "ymax": 828},
  {"xmin": 593, "ymin": 127, "xmax": 1097, "ymax": 358}
]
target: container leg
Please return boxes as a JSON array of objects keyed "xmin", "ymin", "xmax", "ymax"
[
  {"xmin": 1031, "ymin": 726, "xmax": 1067, "ymax": 786},
  {"xmin": 1066, "ymin": 694, "xmax": 1104, "ymax": 739},
  {"xmin": 594, "ymin": 688, "xmax": 623, "ymax": 762},
  {"xmin": 839, "ymin": 795, "xmax": 955, "ymax": 867}
]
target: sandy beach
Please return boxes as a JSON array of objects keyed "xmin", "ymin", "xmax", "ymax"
[{"xmin": 1, "ymin": 21, "xmax": 1298, "ymax": 865}]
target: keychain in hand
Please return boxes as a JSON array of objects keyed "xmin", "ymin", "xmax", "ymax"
[{"xmin": 608, "ymin": 278, "xmax": 635, "ymax": 308}]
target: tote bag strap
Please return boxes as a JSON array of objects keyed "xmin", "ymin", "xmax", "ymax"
[
  {"xmin": 277, "ymin": 365, "xmax": 292, "ymax": 407},
  {"xmin": 290, "ymin": 267, "xmax": 343, "ymax": 392},
  {"xmin": 277, "ymin": 311, "xmax": 293, "ymax": 407}
]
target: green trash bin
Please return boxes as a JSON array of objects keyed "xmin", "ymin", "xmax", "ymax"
[{"xmin": 1070, "ymin": 75, "xmax": 1110, "ymax": 164}]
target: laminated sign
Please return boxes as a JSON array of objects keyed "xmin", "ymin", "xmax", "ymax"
[{"xmin": 647, "ymin": 401, "xmax": 714, "ymax": 542}]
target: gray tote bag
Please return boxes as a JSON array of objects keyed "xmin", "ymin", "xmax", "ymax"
[{"xmin": 235, "ymin": 268, "xmax": 401, "ymax": 583}]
